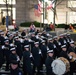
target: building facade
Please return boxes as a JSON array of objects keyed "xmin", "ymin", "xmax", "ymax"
[
  {"xmin": 0, "ymin": 0, "xmax": 16, "ymax": 24},
  {"xmin": 16, "ymin": 0, "xmax": 76, "ymax": 25},
  {"xmin": 0, "ymin": 0, "xmax": 76, "ymax": 25}
]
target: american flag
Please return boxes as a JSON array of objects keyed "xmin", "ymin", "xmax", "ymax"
[
  {"xmin": 47, "ymin": 4, "xmax": 53, "ymax": 10},
  {"xmin": 34, "ymin": 0, "xmax": 42, "ymax": 17}
]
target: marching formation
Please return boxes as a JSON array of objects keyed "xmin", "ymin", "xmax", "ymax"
[{"xmin": 0, "ymin": 29, "xmax": 76, "ymax": 75}]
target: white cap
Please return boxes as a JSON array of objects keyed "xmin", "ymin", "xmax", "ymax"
[
  {"xmin": 48, "ymin": 38, "xmax": 53, "ymax": 41},
  {"xmin": 1, "ymin": 32, "xmax": 4, "ymax": 35},
  {"xmin": 14, "ymin": 36, "xmax": 18, "ymax": 39},
  {"xmin": 61, "ymin": 45, "xmax": 66, "ymax": 48},
  {"xmin": 53, "ymin": 36, "xmax": 58, "ymax": 39},
  {"xmin": 10, "ymin": 47, "xmax": 16, "ymax": 51},
  {"xmin": 67, "ymin": 33, "xmax": 70, "ymax": 36},
  {"xmin": 4, "ymin": 40, "xmax": 9, "ymax": 43},
  {"xmin": 9, "ymin": 34, "xmax": 13, "ymax": 37},
  {"xmin": 41, "ymin": 40, "xmax": 45, "ymax": 43},
  {"xmin": 59, "ymin": 34, "xmax": 63, "ymax": 37},
  {"xmin": 34, "ymin": 42, "xmax": 39, "ymax": 45},
  {"xmin": 10, "ymin": 43, "xmax": 14, "ymax": 47},
  {"xmin": 4, "ymin": 36, "xmax": 8, "ymax": 39},
  {"xmin": 24, "ymin": 45, "xmax": 29, "ymax": 48},
  {"xmin": 41, "ymin": 36, "xmax": 45, "ymax": 39},
  {"xmin": 70, "ymin": 41, "xmax": 74, "ymax": 44},
  {"xmin": 47, "ymin": 50, "xmax": 54, "ymax": 53}
]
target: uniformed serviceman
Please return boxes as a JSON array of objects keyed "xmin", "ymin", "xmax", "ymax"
[
  {"xmin": 23, "ymin": 36, "xmax": 29, "ymax": 46},
  {"xmin": 23, "ymin": 45, "xmax": 33, "ymax": 75},
  {"xmin": 10, "ymin": 60, "xmax": 23, "ymax": 75},
  {"xmin": 45, "ymin": 50, "xmax": 55, "ymax": 75},
  {"xmin": 8, "ymin": 34, "xmax": 14, "ymax": 44},
  {"xmin": 2, "ymin": 40, "xmax": 10, "ymax": 71},
  {"xmin": 68, "ymin": 41, "xmax": 76, "ymax": 75},
  {"xmin": 48, "ymin": 38, "xmax": 57, "ymax": 58},
  {"xmin": 30, "ymin": 33, "xmax": 38, "ymax": 50},
  {"xmin": 59, "ymin": 45, "xmax": 69, "ymax": 60},
  {"xmin": 58, "ymin": 34, "xmax": 67, "ymax": 46},
  {"xmin": 21, "ymin": 29, "xmax": 26, "ymax": 37},
  {"xmin": 59, "ymin": 45, "xmax": 70, "ymax": 75},
  {"xmin": 31, "ymin": 42, "xmax": 41, "ymax": 75},
  {"xmin": 40, "ymin": 40, "xmax": 47, "ymax": 69},
  {"xmin": 53, "ymin": 36, "xmax": 61, "ymax": 57},
  {"xmin": 0, "ymin": 43, "xmax": 4, "ymax": 68},
  {"xmin": 68, "ymin": 41, "xmax": 76, "ymax": 53},
  {"xmin": 9, "ymin": 47, "xmax": 20, "ymax": 66},
  {"xmin": 14, "ymin": 37, "xmax": 22, "ymax": 60},
  {"xmin": 0, "ymin": 31, "xmax": 5, "ymax": 45}
]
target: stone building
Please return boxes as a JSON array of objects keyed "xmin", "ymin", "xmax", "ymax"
[
  {"xmin": 56, "ymin": 0, "xmax": 76, "ymax": 24},
  {"xmin": 16, "ymin": 0, "xmax": 76, "ymax": 25},
  {"xmin": 0, "ymin": 0, "xmax": 76, "ymax": 25}
]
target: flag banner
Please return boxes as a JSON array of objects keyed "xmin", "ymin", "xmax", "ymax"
[
  {"xmin": 34, "ymin": 0, "xmax": 42, "ymax": 17},
  {"xmin": 47, "ymin": 4, "xmax": 53, "ymax": 10},
  {"xmin": 34, "ymin": 5, "xmax": 41, "ymax": 17}
]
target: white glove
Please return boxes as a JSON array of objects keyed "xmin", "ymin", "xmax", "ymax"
[
  {"xmin": 69, "ymin": 56, "xmax": 72, "ymax": 59},
  {"xmin": 2, "ymin": 45, "xmax": 5, "ymax": 49}
]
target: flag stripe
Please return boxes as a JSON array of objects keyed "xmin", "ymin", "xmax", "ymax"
[
  {"xmin": 34, "ymin": 0, "xmax": 42, "ymax": 17},
  {"xmin": 47, "ymin": 4, "xmax": 53, "ymax": 10}
]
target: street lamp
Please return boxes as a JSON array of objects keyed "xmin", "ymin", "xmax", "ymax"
[{"xmin": 3, "ymin": 0, "xmax": 9, "ymax": 30}]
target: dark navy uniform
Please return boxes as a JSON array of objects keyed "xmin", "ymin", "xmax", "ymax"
[
  {"xmin": 0, "ymin": 33, "xmax": 5, "ymax": 45},
  {"xmin": 53, "ymin": 36, "xmax": 61, "ymax": 57},
  {"xmin": 58, "ymin": 34, "xmax": 67, "ymax": 46},
  {"xmin": 14, "ymin": 38, "xmax": 22, "ymax": 60},
  {"xmin": 10, "ymin": 68, "xmax": 23, "ymax": 75},
  {"xmin": 68, "ymin": 41, "xmax": 76, "ymax": 75},
  {"xmin": 48, "ymin": 38, "xmax": 57, "ymax": 58},
  {"xmin": 10, "ymin": 60, "xmax": 23, "ymax": 75},
  {"xmin": 9, "ymin": 48, "xmax": 20, "ymax": 64},
  {"xmin": 59, "ymin": 45, "xmax": 69, "ymax": 60},
  {"xmin": 45, "ymin": 50, "xmax": 55, "ymax": 75},
  {"xmin": 8, "ymin": 34, "xmax": 14, "ymax": 44},
  {"xmin": 2, "ymin": 40, "xmax": 11, "ymax": 70},
  {"xmin": 31, "ymin": 42, "xmax": 41, "ymax": 75},
  {"xmin": 23, "ymin": 37, "xmax": 29, "ymax": 46},
  {"xmin": 0, "ymin": 46, "xmax": 4, "ymax": 68},
  {"xmin": 40, "ymin": 40, "xmax": 47, "ymax": 64},
  {"xmin": 21, "ymin": 30, "xmax": 26, "ymax": 36},
  {"xmin": 23, "ymin": 45, "xmax": 33, "ymax": 75}
]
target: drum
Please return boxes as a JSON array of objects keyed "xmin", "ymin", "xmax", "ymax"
[
  {"xmin": 68, "ymin": 52, "xmax": 76, "ymax": 62},
  {"xmin": 51, "ymin": 57, "xmax": 70, "ymax": 75}
]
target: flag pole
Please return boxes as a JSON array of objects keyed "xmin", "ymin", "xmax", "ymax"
[
  {"xmin": 43, "ymin": 0, "xmax": 45, "ymax": 30},
  {"xmin": 53, "ymin": 0, "xmax": 57, "ymax": 31}
]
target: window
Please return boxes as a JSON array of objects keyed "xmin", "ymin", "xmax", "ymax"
[
  {"xmin": 68, "ymin": 0, "xmax": 76, "ymax": 7},
  {"xmin": 68, "ymin": 12, "xmax": 76, "ymax": 23},
  {"xmin": 0, "ymin": 0, "xmax": 16, "ymax": 4}
]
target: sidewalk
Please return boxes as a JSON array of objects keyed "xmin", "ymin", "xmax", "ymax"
[{"xmin": 20, "ymin": 27, "xmax": 65, "ymax": 32}]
